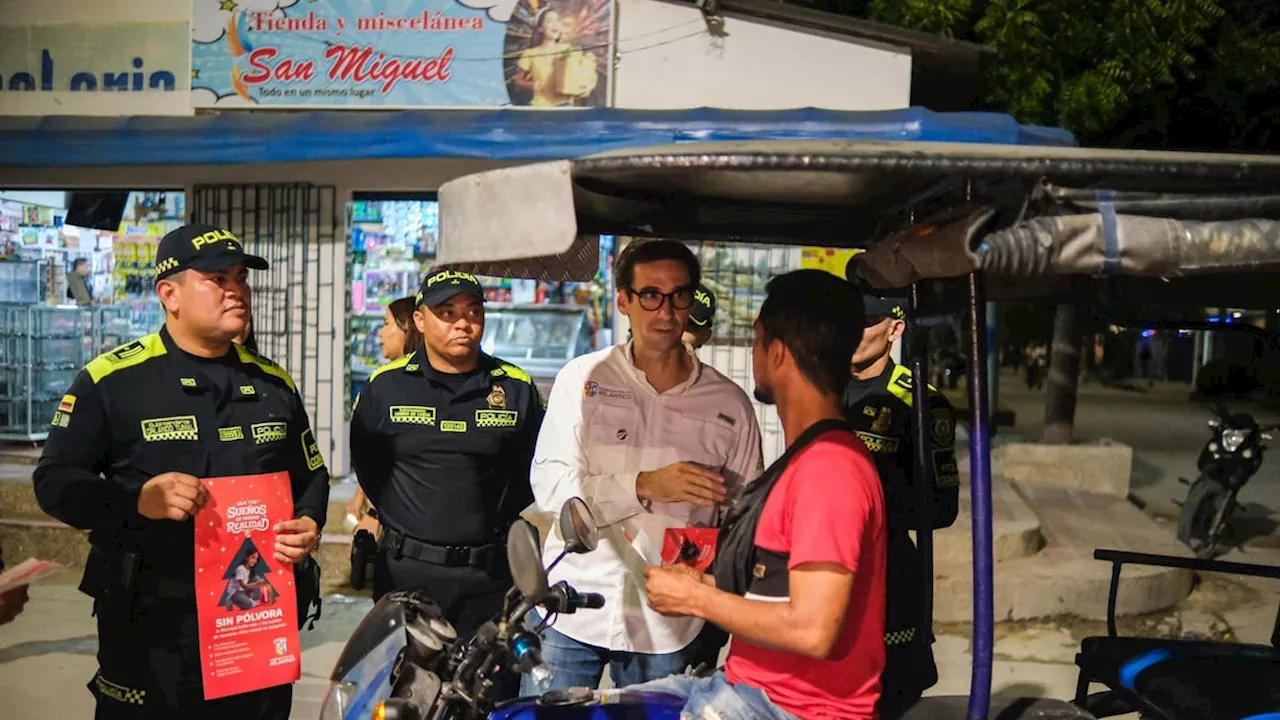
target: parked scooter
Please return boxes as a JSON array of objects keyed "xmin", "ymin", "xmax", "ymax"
[
  {"xmin": 1176, "ymin": 403, "xmax": 1279, "ymax": 558},
  {"xmin": 319, "ymin": 497, "xmax": 687, "ymax": 720}
]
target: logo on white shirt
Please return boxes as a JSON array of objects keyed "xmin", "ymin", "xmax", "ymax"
[{"xmin": 583, "ymin": 381, "xmax": 633, "ymax": 401}]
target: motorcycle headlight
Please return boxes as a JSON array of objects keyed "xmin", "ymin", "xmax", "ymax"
[
  {"xmin": 1221, "ymin": 428, "xmax": 1250, "ymax": 453},
  {"xmin": 319, "ymin": 681, "xmax": 357, "ymax": 720}
]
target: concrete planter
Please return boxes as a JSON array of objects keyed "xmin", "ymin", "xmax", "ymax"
[{"xmin": 993, "ymin": 440, "xmax": 1134, "ymax": 498}]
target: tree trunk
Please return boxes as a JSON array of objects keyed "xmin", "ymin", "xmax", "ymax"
[{"xmin": 1044, "ymin": 305, "xmax": 1084, "ymax": 444}]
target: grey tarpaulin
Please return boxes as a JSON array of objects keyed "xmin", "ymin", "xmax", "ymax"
[{"xmin": 975, "ymin": 215, "xmax": 1280, "ymax": 277}]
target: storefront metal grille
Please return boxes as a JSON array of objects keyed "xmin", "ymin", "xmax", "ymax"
[
  {"xmin": 686, "ymin": 240, "xmax": 801, "ymax": 466},
  {"xmin": 191, "ymin": 183, "xmax": 339, "ymax": 462}
]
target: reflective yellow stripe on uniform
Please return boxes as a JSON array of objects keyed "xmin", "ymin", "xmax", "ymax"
[
  {"xmin": 233, "ymin": 343, "xmax": 298, "ymax": 393},
  {"xmin": 86, "ymin": 333, "xmax": 167, "ymax": 384},
  {"xmin": 885, "ymin": 364, "xmax": 940, "ymax": 408},
  {"xmin": 493, "ymin": 362, "xmax": 534, "ymax": 386},
  {"xmin": 369, "ymin": 352, "xmax": 414, "ymax": 383}
]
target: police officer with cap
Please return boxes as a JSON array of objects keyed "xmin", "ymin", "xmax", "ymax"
[
  {"xmin": 34, "ymin": 224, "xmax": 331, "ymax": 719},
  {"xmin": 681, "ymin": 283, "xmax": 716, "ymax": 350},
  {"xmin": 350, "ymin": 267, "xmax": 544, "ymax": 637},
  {"xmin": 841, "ymin": 291, "xmax": 960, "ymax": 718}
]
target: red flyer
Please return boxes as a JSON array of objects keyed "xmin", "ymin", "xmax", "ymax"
[
  {"xmin": 194, "ymin": 472, "xmax": 301, "ymax": 701},
  {"xmin": 661, "ymin": 527, "xmax": 719, "ymax": 573}
]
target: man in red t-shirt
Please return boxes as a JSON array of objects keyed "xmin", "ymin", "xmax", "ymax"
[{"xmin": 643, "ymin": 269, "xmax": 887, "ymax": 720}]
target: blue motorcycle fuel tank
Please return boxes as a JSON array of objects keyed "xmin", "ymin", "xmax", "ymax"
[{"xmin": 490, "ymin": 687, "xmax": 686, "ymax": 720}]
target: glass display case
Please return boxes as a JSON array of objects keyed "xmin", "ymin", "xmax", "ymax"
[
  {"xmin": 482, "ymin": 304, "xmax": 593, "ymax": 396},
  {"xmin": 0, "ymin": 303, "xmax": 158, "ymax": 442},
  {"xmin": 0, "ymin": 304, "xmax": 92, "ymax": 441}
]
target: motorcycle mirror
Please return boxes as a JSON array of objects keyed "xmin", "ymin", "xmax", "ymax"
[
  {"xmin": 559, "ymin": 497, "xmax": 599, "ymax": 554},
  {"xmin": 506, "ymin": 519, "xmax": 549, "ymax": 602}
]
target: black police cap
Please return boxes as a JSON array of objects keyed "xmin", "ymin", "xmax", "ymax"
[
  {"xmin": 155, "ymin": 224, "xmax": 268, "ymax": 282},
  {"xmin": 688, "ymin": 284, "xmax": 716, "ymax": 327},
  {"xmin": 863, "ymin": 295, "xmax": 906, "ymax": 322},
  {"xmin": 416, "ymin": 267, "xmax": 485, "ymax": 307}
]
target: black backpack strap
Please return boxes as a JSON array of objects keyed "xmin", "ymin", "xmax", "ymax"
[{"xmin": 713, "ymin": 417, "xmax": 852, "ymax": 596}]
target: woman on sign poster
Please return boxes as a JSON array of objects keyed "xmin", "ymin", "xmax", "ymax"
[{"xmin": 505, "ymin": 0, "xmax": 610, "ymax": 107}]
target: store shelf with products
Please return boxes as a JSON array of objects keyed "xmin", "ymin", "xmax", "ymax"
[
  {"xmin": 0, "ymin": 191, "xmax": 182, "ymax": 441},
  {"xmin": 345, "ymin": 198, "xmax": 615, "ymax": 411}
]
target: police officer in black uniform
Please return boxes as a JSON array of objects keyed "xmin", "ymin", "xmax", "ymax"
[
  {"xmin": 841, "ymin": 294, "xmax": 961, "ymax": 719},
  {"xmin": 33, "ymin": 224, "xmax": 330, "ymax": 720},
  {"xmin": 350, "ymin": 268, "xmax": 544, "ymax": 638}
]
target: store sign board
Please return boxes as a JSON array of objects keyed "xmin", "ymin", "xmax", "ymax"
[
  {"xmin": 191, "ymin": 0, "xmax": 614, "ymax": 109},
  {"xmin": 0, "ymin": 22, "xmax": 188, "ymax": 98},
  {"xmin": 800, "ymin": 247, "xmax": 863, "ymax": 279}
]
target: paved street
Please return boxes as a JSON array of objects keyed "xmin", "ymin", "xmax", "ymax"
[
  {"xmin": 2, "ymin": 371, "xmax": 1278, "ymax": 717},
  {"xmin": 967, "ymin": 372, "xmax": 1280, "ymax": 544}
]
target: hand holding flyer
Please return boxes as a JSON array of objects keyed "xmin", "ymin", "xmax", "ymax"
[{"xmin": 194, "ymin": 472, "xmax": 301, "ymax": 701}]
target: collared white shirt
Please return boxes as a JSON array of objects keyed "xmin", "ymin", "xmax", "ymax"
[{"xmin": 530, "ymin": 341, "xmax": 763, "ymax": 654}]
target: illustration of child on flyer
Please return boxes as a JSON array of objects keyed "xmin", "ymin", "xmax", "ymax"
[
  {"xmin": 218, "ymin": 541, "xmax": 279, "ymax": 611},
  {"xmin": 195, "ymin": 472, "xmax": 301, "ymax": 700}
]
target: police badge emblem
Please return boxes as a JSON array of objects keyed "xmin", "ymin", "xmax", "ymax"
[
  {"xmin": 487, "ymin": 384, "xmax": 506, "ymax": 409},
  {"xmin": 871, "ymin": 407, "xmax": 893, "ymax": 434}
]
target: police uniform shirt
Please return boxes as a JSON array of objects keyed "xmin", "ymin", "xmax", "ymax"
[
  {"xmin": 842, "ymin": 360, "xmax": 960, "ymax": 532},
  {"xmin": 34, "ymin": 327, "xmax": 332, "ymax": 574},
  {"xmin": 349, "ymin": 351, "xmax": 544, "ymax": 546}
]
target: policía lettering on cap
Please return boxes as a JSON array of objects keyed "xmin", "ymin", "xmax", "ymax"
[
  {"xmin": 190, "ymin": 228, "xmax": 241, "ymax": 250},
  {"xmin": 694, "ymin": 288, "xmax": 712, "ymax": 308},
  {"xmin": 427, "ymin": 269, "xmax": 478, "ymax": 286}
]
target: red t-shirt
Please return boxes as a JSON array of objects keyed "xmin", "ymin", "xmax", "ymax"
[{"xmin": 724, "ymin": 429, "xmax": 887, "ymax": 719}]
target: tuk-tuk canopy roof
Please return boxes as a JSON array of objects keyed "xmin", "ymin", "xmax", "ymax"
[{"xmin": 436, "ymin": 139, "xmax": 1280, "ymax": 309}]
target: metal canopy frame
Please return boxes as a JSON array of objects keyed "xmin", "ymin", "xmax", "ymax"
[{"xmin": 435, "ymin": 139, "xmax": 1280, "ymax": 720}]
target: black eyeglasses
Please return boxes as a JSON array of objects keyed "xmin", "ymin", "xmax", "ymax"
[{"xmin": 627, "ymin": 286, "xmax": 696, "ymax": 312}]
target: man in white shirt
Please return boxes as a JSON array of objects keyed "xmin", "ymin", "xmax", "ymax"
[{"xmin": 525, "ymin": 239, "xmax": 762, "ymax": 694}]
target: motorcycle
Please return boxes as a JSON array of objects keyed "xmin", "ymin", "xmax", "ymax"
[
  {"xmin": 319, "ymin": 497, "xmax": 687, "ymax": 720},
  {"xmin": 1176, "ymin": 402, "xmax": 1279, "ymax": 558}
]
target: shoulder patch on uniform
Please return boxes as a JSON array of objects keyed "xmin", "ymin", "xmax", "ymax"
[
  {"xmin": 233, "ymin": 344, "xmax": 298, "ymax": 394},
  {"xmin": 301, "ymin": 428, "xmax": 325, "ymax": 471},
  {"xmin": 887, "ymin": 364, "xmax": 916, "ymax": 407},
  {"xmin": 931, "ymin": 415, "xmax": 956, "ymax": 446},
  {"xmin": 86, "ymin": 334, "xmax": 166, "ymax": 384},
  {"xmin": 493, "ymin": 360, "xmax": 534, "ymax": 386},
  {"xmin": 369, "ymin": 352, "xmax": 415, "ymax": 383}
]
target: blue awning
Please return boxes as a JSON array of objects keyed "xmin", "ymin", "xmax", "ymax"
[{"xmin": 0, "ymin": 106, "xmax": 1077, "ymax": 167}]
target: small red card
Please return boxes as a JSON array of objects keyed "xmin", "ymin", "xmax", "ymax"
[
  {"xmin": 194, "ymin": 472, "xmax": 301, "ymax": 700},
  {"xmin": 661, "ymin": 528, "xmax": 719, "ymax": 572}
]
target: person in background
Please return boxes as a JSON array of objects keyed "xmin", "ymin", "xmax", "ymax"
[
  {"xmin": 343, "ymin": 297, "xmax": 422, "ymax": 536},
  {"xmin": 0, "ymin": 546, "xmax": 30, "ymax": 626},
  {"xmin": 526, "ymin": 239, "xmax": 762, "ymax": 693},
  {"xmin": 841, "ymin": 294, "xmax": 960, "ymax": 719},
  {"xmin": 67, "ymin": 258, "xmax": 94, "ymax": 305},
  {"xmin": 641, "ymin": 269, "xmax": 886, "ymax": 720},
  {"xmin": 681, "ymin": 283, "xmax": 716, "ymax": 350}
]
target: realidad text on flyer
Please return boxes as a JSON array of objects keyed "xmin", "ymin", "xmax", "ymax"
[{"xmin": 194, "ymin": 472, "xmax": 301, "ymax": 701}]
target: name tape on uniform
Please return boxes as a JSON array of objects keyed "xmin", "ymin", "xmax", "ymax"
[
  {"xmin": 141, "ymin": 416, "xmax": 199, "ymax": 442},
  {"xmin": 251, "ymin": 422, "xmax": 287, "ymax": 445},
  {"xmin": 475, "ymin": 409, "xmax": 518, "ymax": 428},
  {"xmin": 389, "ymin": 406, "xmax": 436, "ymax": 425}
]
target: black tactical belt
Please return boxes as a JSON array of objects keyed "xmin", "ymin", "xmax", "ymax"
[{"xmin": 380, "ymin": 526, "xmax": 499, "ymax": 569}]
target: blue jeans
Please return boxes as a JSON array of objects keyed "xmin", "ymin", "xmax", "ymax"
[
  {"xmin": 628, "ymin": 670, "xmax": 800, "ymax": 720},
  {"xmin": 520, "ymin": 621, "xmax": 690, "ymax": 696}
]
